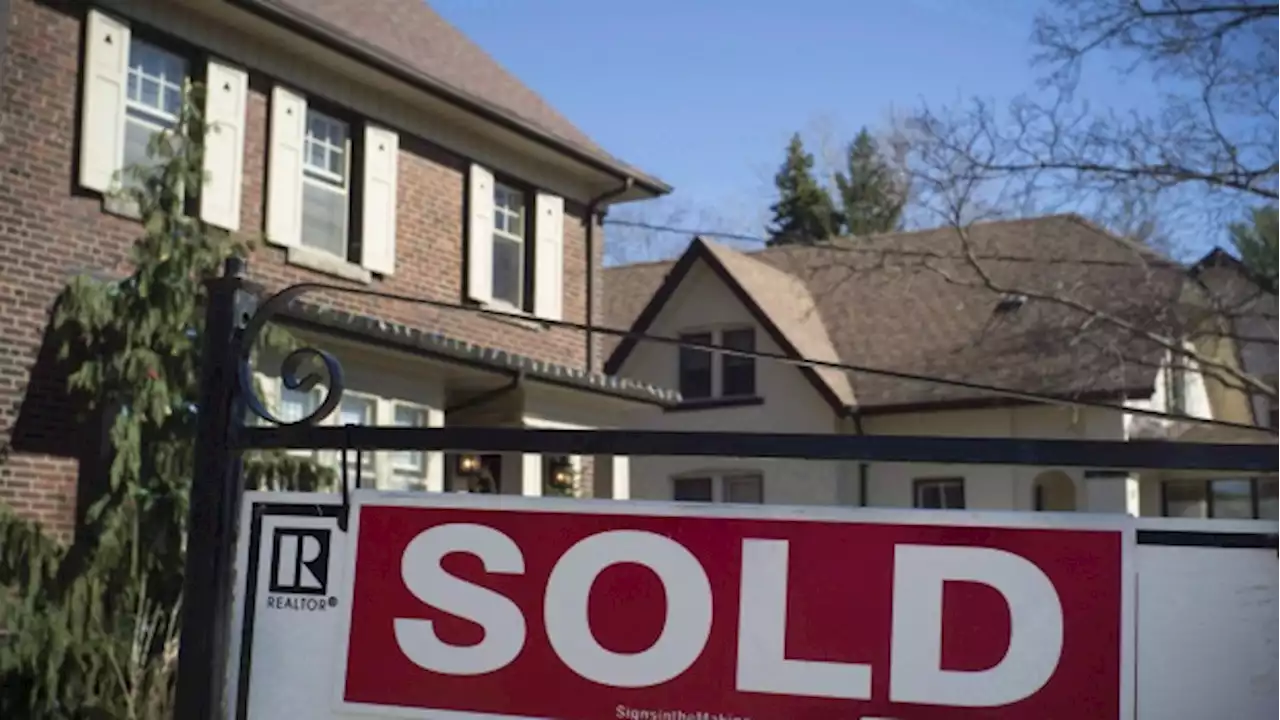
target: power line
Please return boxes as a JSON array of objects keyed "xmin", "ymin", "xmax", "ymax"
[
  {"xmin": 268, "ymin": 281, "xmax": 1276, "ymax": 436},
  {"xmin": 601, "ymin": 218, "xmax": 1195, "ymax": 269}
]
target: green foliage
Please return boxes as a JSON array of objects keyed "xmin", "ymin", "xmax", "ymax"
[
  {"xmin": 834, "ymin": 128, "xmax": 907, "ymax": 236},
  {"xmin": 0, "ymin": 83, "xmax": 329, "ymax": 718},
  {"xmin": 1228, "ymin": 206, "xmax": 1278, "ymax": 294},
  {"xmin": 766, "ymin": 133, "xmax": 840, "ymax": 246}
]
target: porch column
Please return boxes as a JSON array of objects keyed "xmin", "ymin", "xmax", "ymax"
[
  {"xmin": 593, "ymin": 455, "xmax": 630, "ymax": 500},
  {"xmin": 521, "ymin": 453, "xmax": 543, "ymax": 496},
  {"xmin": 1084, "ymin": 470, "xmax": 1140, "ymax": 515},
  {"xmin": 424, "ymin": 407, "xmax": 445, "ymax": 492}
]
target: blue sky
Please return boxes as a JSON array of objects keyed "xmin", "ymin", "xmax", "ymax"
[{"xmin": 430, "ymin": 0, "xmax": 1244, "ymax": 258}]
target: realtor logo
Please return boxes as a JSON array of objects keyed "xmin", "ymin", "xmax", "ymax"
[{"xmin": 269, "ymin": 527, "xmax": 330, "ymax": 595}]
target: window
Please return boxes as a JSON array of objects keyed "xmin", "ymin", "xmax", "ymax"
[
  {"xmin": 389, "ymin": 405, "xmax": 427, "ymax": 489},
  {"xmin": 302, "ymin": 108, "xmax": 352, "ymax": 259},
  {"xmin": 278, "ymin": 382, "xmax": 319, "ymax": 457},
  {"xmin": 466, "ymin": 165, "xmax": 565, "ymax": 320},
  {"xmin": 82, "ymin": 11, "xmax": 247, "ymax": 232},
  {"xmin": 677, "ymin": 327, "xmax": 758, "ymax": 401},
  {"xmin": 673, "ymin": 476, "xmax": 713, "ymax": 502},
  {"xmin": 723, "ymin": 474, "xmax": 764, "ymax": 504},
  {"xmin": 492, "ymin": 182, "xmax": 527, "ymax": 307},
  {"xmin": 1163, "ymin": 478, "xmax": 1277, "ymax": 519},
  {"xmin": 915, "ymin": 478, "xmax": 965, "ymax": 510},
  {"xmin": 720, "ymin": 328, "xmax": 757, "ymax": 397},
  {"xmin": 673, "ymin": 473, "xmax": 763, "ymax": 504},
  {"xmin": 336, "ymin": 395, "xmax": 376, "ymax": 482},
  {"xmin": 678, "ymin": 332, "xmax": 714, "ymax": 399},
  {"xmin": 123, "ymin": 38, "xmax": 188, "ymax": 186}
]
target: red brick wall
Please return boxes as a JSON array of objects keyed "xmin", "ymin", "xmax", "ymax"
[{"xmin": 0, "ymin": 0, "xmax": 603, "ymax": 534}]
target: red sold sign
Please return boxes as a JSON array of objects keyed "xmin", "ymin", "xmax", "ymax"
[{"xmin": 334, "ymin": 497, "xmax": 1131, "ymax": 719}]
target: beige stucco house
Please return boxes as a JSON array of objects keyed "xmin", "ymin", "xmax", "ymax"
[{"xmin": 603, "ymin": 215, "xmax": 1278, "ymax": 520}]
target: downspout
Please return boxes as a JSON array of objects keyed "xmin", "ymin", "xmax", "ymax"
[
  {"xmin": 584, "ymin": 178, "xmax": 634, "ymax": 373},
  {"xmin": 850, "ymin": 408, "xmax": 869, "ymax": 507}
]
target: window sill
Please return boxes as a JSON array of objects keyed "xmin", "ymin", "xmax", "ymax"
[
  {"xmin": 481, "ymin": 301, "xmax": 547, "ymax": 331},
  {"xmin": 102, "ymin": 193, "xmax": 142, "ymax": 221},
  {"xmin": 286, "ymin": 246, "xmax": 372, "ymax": 284},
  {"xmin": 666, "ymin": 396, "xmax": 765, "ymax": 413}
]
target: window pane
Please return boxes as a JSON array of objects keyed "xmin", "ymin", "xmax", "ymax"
[
  {"xmin": 674, "ymin": 477, "xmax": 713, "ymax": 502},
  {"xmin": 278, "ymin": 385, "xmax": 317, "ymax": 423},
  {"xmin": 123, "ymin": 117, "xmax": 160, "ymax": 179},
  {"xmin": 721, "ymin": 328, "xmax": 756, "ymax": 397},
  {"xmin": 127, "ymin": 40, "xmax": 187, "ymax": 119},
  {"xmin": 1210, "ymin": 479, "xmax": 1254, "ymax": 519},
  {"xmin": 1258, "ymin": 479, "xmax": 1277, "ymax": 520},
  {"xmin": 916, "ymin": 479, "xmax": 963, "ymax": 509},
  {"xmin": 915, "ymin": 483, "xmax": 940, "ymax": 509},
  {"xmin": 492, "ymin": 235, "xmax": 523, "ymax": 306},
  {"xmin": 724, "ymin": 474, "xmax": 763, "ymax": 504},
  {"xmin": 391, "ymin": 406, "xmax": 426, "ymax": 482},
  {"xmin": 1163, "ymin": 481, "xmax": 1206, "ymax": 518},
  {"xmin": 338, "ymin": 397, "xmax": 375, "ymax": 480},
  {"xmin": 678, "ymin": 333, "xmax": 713, "ymax": 399},
  {"xmin": 302, "ymin": 183, "xmax": 348, "ymax": 257}
]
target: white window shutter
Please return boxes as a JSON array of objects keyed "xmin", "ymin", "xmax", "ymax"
[
  {"xmin": 360, "ymin": 124, "xmax": 399, "ymax": 275},
  {"xmin": 200, "ymin": 59, "xmax": 248, "ymax": 231},
  {"xmin": 533, "ymin": 192, "xmax": 565, "ymax": 321},
  {"xmin": 467, "ymin": 163, "xmax": 495, "ymax": 304},
  {"xmin": 79, "ymin": 9, "xmax": 130, "ymax": 193},
  {"xmin": 265, "ymin": 85, "xmax": 306, "ymax": 248}
]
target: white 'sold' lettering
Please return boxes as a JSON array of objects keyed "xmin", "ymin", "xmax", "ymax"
[{"xmin": 392, "ymin": 524, "xmax": 1065, "ymax": 706}]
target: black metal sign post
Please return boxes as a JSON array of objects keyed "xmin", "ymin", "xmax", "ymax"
[
  {"xmin": 171, "ymin": 260, "xmax": 1279, "ymax": 720},
  {"xmin": 173, "ymin": 258, "xmax": 254, "ymax": 720}
]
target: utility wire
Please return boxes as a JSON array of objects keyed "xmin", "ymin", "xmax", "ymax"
[
  {"xmin": 602, "ymin": 218, "xmax": 1196, "ymax": 269},
  {"xmin": 272, "ymin": 281, "xmax": 1276, "ymax": 436}
]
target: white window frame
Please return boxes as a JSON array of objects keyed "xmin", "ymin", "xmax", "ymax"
[
  {"xmin": 1162, "ymin": 477, "xmax": 1277, "ymax": 520},
  {"xmin": 491, "ymin": 181, "xmax": 528, "ymax": 309},
  {"xmin": 124, "ymin": 39, "xmax": 187, "ymax": 144},
  {"xmin": 677, "ymin": 325, "xmax": 758, "ymax": 400},
  {"xmin": 914, "ymin": 477, "xmax": 966, "ymax": 510},
  {"xmin": 301, "ymin": 107, "xmax": 353, "ymax": 259},
  {"xmin": 388, "ymin": 402, "xmax": 430, "ymax": 488},
  {"xmin": 671, "ymin": 470, "xmax": 764, "ymax": 504}
]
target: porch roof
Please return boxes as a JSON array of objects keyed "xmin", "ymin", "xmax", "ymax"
[{"xmin": 278, "ymin": 301, "xmax": 681, "ymax": 406}]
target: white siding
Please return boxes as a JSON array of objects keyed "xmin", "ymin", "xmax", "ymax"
[{"xmin": 613, "ymin": 261, "xmax": 844, "ymax": 506}]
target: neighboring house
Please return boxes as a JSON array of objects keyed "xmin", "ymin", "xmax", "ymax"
[
  {"xmin": 604, "ymin": 215, "xmax": 1279, "ymax": 520},
  {"xmin": 0, "ymin": 0, "xmax": 675, "ymax": 536},
  {"xmin": 1191, "ymin": 247, "xmax": 1279, "ymax": 429}
]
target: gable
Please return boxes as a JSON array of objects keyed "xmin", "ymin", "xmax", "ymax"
[{"xmin": 604, "ymin": 240, "xmax": 853, "ymax": 413}]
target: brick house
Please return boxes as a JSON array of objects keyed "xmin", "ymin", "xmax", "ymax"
[{"xmin": 0, "ymin": 0, "xmax": 675, "ymax": 535}]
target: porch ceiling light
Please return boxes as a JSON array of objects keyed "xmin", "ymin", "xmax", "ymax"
[{"xmin": 459, "ymin": 454, "xmax": 482, "ymax": 473}]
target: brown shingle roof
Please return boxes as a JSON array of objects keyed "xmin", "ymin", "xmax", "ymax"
[
  {"xmin": 250, "ymin": 0, "xmax": 665, "ymax": 189},
  {"xmin": 604, "ymin": 215, "xmax": 1191, "ymax": 411}
]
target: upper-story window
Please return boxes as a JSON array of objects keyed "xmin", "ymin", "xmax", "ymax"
[
  {"xmin": 914, "ymin": 478, "xmax": 965, "ymax": 509},
  {"xmin": 123, "ymin": 39, "xmax": 188, "ymax": 185},
  {"xmin": 266, "ymin": 86, "xmax": 399, "ymax": 279},
  {"xmin": 301, "ymin": 108, "xmax": 353, "ymax": 259},
  {"xmin": 80, "ymin": 10, "xmax": 248, "ymax": 231},
  {"xmin": 467, "ymin": 165, "xmax": 566, "ymax": 322},
  {"xmin": 677, "ymin": 327, "xmax": 758, "ymax": 401},
  {"xmin": 492, "ymin": 182, "xmax": 528, "ymax": 308}
]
